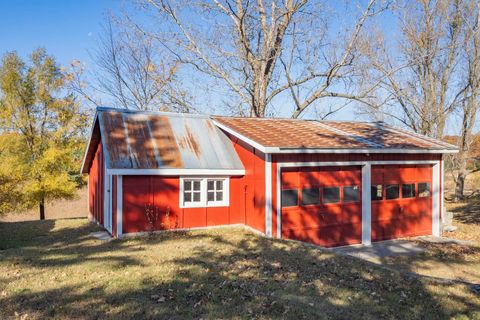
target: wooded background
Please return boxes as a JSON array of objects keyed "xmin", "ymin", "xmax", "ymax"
[{"xmin": 1, "ymin": 0, "xmax": 479, "ymax": 219}]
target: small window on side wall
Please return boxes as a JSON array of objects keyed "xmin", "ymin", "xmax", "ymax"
[
  {"xmin": 386, "ymin": 184, "xmax": 400, "ymax": 200},
  {"xmin": 181, "ymin": 177, "xmax": 229, "ymax": 208},
  {"xmin": 301, "ymin": 188, "xmax": 320, "ymax": 206},
  {"xmin": 371, "ymin": 185, "xmax": 383, "ymax": 200},
  {"xmin": 207, "ymin": 179, "xmax": 224, "ymax": 203},
  {"xmin": 282, "ymin": 189, "xmax": 298, "ymax": 207},
  {"xmin": 323, "ymin": 187, "xmax": 340, "ymax": 204},
  {"xmin": 418, "ymin": 182, "xmax": 431, "ymax": 197},
  {"xmin": 344, "ymin": 186, "xmax": 360, "ymax": 202},
  {"xmin": 402, "ymin": 184, "xmax": 415, "ymax": 198},
  {"xmin": 184, "ymin": 179, "xmax": 202, "ymax": 204}
]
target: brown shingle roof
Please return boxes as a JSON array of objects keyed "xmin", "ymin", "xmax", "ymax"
[{"xmin": 214, "ymin": 117, "xmax": 458, "ymax": 151}]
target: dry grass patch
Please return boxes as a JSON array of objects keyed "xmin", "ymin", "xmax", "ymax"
[
  {"xmin": 0, "ymin": 218, "xmax": 479, "ymax": 319},
  {"xmin": 380, "ymin": 196, "xmax": 480, "ymax": 285}
]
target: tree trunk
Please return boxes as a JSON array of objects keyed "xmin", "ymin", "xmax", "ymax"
[
  {"xmin": 454, "ymin": 154, "xmax": 467, "ymax": 201},
  {"xmin": 39, "ymin": 197, "xmax": 45, "ymax": 220}
]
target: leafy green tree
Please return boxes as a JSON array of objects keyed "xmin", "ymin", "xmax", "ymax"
[{"xmin": 0, "ymin": 48, "xmax": 87, "ymax": 219}]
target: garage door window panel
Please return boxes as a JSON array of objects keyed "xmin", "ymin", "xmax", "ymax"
[
  {"xmin": 418, "ymin": 182, "xmax": 431, "ymax": 197},
  {"xmin": 402, "ymin": 183, "xmax": 415, "ymax": 198},
  {"xmin": 371, "ymin": 185, "xmax": 383, "ymax": 201},
  {"xmin": 385, "ymin": 184, "xmax": 400, "ymax": 200},
  {"xmin": 301, "ymin": 188, "xmax": 320, "ymax": 206},
  {"xmin": 282, "ymin": 189, "xmax": 298, "ymax": 207},
  {"xmin": 343, "ymin": 186, "xmax": 360, "ymax": 203},
  {"xmin": 323, "ymin": 187, "xmax": 340, "ymax": 204}
]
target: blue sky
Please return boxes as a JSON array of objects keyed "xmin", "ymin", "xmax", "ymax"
[
  {"xmin": 0, "ymin": 1, "xmax": 462, "ymax": 134},
  {"xmin": 0, "ymin": 0, "xmax": 120, "ymax": 68}
]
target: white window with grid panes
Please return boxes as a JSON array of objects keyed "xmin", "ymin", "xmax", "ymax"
[{"xmin": 180, "ymin": 177, "xmax": 229, "ymax": 208}]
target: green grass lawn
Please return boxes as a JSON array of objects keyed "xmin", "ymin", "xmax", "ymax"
[{"xmin": 0, "ymin": 219, "xmax": 479, "ymax": 320}]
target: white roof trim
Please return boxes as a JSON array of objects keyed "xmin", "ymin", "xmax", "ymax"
[
  {"xmin": 80, "ymin": 112, "xmax": 99, "ymax": 174},
  {"xmin": 268, "ymin": 148, "xmax": 457, "ymax": 154},
  {"xmin": 107, "ymin": 168, "xmax": 245, "ymax": 176},
  {"xmin": 213, "ymin": 120, "xmax": 268, "ymax": 153}
]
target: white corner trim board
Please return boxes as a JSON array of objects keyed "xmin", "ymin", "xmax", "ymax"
[
  {"xmin": 361, "ymin": 163, "xmax": 372, "ymax": 245},
  {"xmin": 265, "ymin": 154, "xmax": 273, "ymax": 237},
  {"xmin": 117, "ymin": 175, "xmax": 123, "ymax": 237},
  {"xmin": 103, "ymin": 161, "xmax": 113, "ymax": 234},
  {"xmin": 432, "ymin": 162, "xmax": 441, "ymax": 237},
  {"xmin": 274, "ymin": 160, "xmax": 441, "ymax": 244}
]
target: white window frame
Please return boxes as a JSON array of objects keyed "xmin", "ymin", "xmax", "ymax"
[{"xmin": 179, "ymin": 177, "xmax": 230, "ymax": 208}]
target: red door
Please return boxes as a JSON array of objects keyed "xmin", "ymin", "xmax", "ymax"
[
  {"xmin": 281, "ymin": 166, "xmax": 362, "ymax": 247},
  {"xmin": 371, "ymin": 165, "xmax": 433, "ymax": 241}
]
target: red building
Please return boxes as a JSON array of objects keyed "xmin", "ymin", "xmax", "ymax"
[{"xmin": 81, "ymin": 107, "xmax": 458, "ymax": 247}]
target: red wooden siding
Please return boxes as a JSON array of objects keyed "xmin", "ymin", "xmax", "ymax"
[
  {"xmin": 230, "ymin": 136, "xmax": 266, "ymax": 233},
  {"xmin": 119, "ymin": 134, "xmax": 267, "ymax": 235},
  {"xmin": 122, "ymin": 176, "xmax": 239, "ymax": 233},
  {"xmin": 88, "ymin": 140, "xmax": 105, "ymax": 226}
]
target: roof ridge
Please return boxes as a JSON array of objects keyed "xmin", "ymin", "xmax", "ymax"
[{"xmin": 96, "ymin": 106, "xmax": 211, "ymax": 119}]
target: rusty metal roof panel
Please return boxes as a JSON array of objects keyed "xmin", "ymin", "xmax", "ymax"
[{"xmin": 97, "ymin": 108, "xmax": 244, "ymax": 170}]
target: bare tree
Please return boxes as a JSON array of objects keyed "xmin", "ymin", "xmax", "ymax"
[
  {"xmin": 363, "ymin": 0, "xmax": 467, "ymax": 139},
  {"xmin": 70, "ymin": 16, "xmax": 193, "ymax": 112},
  {"xmin": 453, "ymin": 0, "xmax": 480, "ymax": 200},
  {"xmin": 137, "ymin": 0, "xmax": 387, "ymax": 118}
]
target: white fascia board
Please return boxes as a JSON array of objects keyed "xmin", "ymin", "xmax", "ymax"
[
  {"xmin": 80, "ymin": 112, "xmax": 99, "ymax": 174},
  {"xmin": 271, "ymin": 148, "xmax": 458, "ymax": 154},
  {"xmin": 107, "ymin": 168, "xmax": 245, "ymax": 176},
  {"xmin": 212, "ymin": 120, "xmax": 268, "ymax": 153}
]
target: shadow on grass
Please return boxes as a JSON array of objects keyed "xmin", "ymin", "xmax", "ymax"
[
  {"xmin": 0, "ymin": 220, "xmax": 479, "ymax": 319},
  {"xmin": 448, "ymin": 195, "xmax": 480, "ymax": 224}
]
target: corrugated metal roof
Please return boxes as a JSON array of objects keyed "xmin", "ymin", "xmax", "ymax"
[
  {"xmin": 81, "ymin": 108, "xmax": 244, "ymax": 173},
  {"xmin": 213, "ymin": 117, "xmax": 458, "ymax": 151}
]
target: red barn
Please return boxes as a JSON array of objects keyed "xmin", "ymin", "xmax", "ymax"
[{"xmin": 81, "ymin": 107, "xmax": 458, "ymax": 247}]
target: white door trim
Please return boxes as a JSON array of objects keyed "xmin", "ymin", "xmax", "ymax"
[
  {"xmin": 265, "ymin": 154, "xmax": 273, "ymax": 237},
  {"xmin": 275, "ymin": 160, "xmax": 441, "ymax": 243},
  {"xmin": 117, "ymin": 175, "xmax": 123, "ymax": 236},
  {"xmin": 361, "ymin": 163, "xmax": 372, "ymax": 245},
  {"xmin": 103, "ymin": 162, "xmax": 112, "ymax": 234}
]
